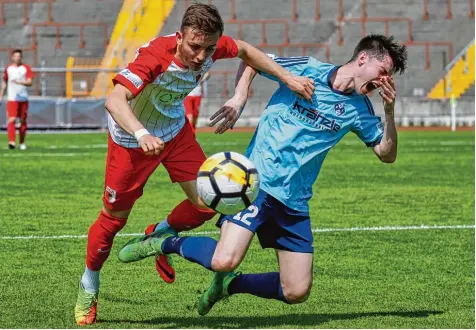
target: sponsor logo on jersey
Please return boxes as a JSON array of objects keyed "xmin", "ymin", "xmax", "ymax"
[
  {"xmin": 291, "ymin": 101, "xmax": 341, "ymax": 133},
  {"xmin": 153, "ymin": 89, "xmax": 190, "ymax": 105},
  {"xmin": 120, "ymin": 69, "xmax": 143, "ymax": 88}
]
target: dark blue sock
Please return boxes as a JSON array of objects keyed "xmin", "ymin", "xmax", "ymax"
[
  {"xmin": 228, "ymin": 272, "xmax": 289, "ymax": 303},
  {"xmin": 161, "ymin": 236, "xmax": 217, "ymax": 270}
]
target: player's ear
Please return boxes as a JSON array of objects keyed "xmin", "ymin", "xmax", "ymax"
[
  {"xmin": 358, "ymin": 51, "xmax": 368, "ymax": 67},
  {"xmin": 176, "ymin": 30, "xmax": 183, "ymax": 45}
]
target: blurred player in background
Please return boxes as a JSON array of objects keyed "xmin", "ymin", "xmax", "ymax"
[
  {"xmin": 185, "ymin": 71, "xmax": 210, "ymax": 132},
  {"xmin": 0, "ymin": 49, "xmax": 34, "ymax": 150},
  {"xmin": 74, "ymin": 3, "xmax": 314, "ymax": 326},
  {"xmin": 118, "ymin": 34, "xmax": 407, "ymax": 314}
]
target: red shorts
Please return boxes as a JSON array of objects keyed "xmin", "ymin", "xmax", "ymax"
[
  {"xmin": 6, "ymin": 101, "xmax": 28, "ymax": 119},
  {"xmin": 184, "ymin": 96, "xmax": 202, "ymax": 117},
  {"xmin": 103, "ymin": 122, "xmax": 206, "ymax": 211}
]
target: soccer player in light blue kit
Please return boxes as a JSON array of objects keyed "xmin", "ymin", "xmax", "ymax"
[{"xmin": 118, "ymin": 34, "xmax": 407, "ymax": 314}]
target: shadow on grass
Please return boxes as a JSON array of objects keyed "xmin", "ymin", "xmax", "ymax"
[{"xmin": 102, "ymin": 310, "xmax": 443, "ymax": 328}]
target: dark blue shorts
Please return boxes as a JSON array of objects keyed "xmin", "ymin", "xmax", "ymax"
[{"xmin": 216, "ymin": 189, "xmax": 313, "ymax": 253}]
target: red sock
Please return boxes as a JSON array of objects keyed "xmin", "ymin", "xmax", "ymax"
[
  {"xmin": 7, "ymin": 121, "xmax": 15, "ymax": 143},
  {"xmin": 167, "ymin": 199, "xmax": 215, "ymax": 232},
  {"xmin": 19, "ymin": 122, "xmax": 27, "ymax": 144},
  {"xmin": 86, "ymin": 210, "xmax": 127, "ymax": 271}
]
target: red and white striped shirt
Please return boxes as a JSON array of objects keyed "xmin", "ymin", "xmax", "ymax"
[
  {"xmin": 3, "ymin": 63, "xmax": 33, "ymax": 101},
  {"xmin": 110, "ymin": 34, "xmax": 238, "ymax": 148}
]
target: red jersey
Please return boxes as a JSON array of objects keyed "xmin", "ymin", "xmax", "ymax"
[{"xmin": 111, "ymin": 34, "xmax": 238, "ymax": 148}]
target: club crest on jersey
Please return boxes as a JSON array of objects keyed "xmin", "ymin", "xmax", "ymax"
[
  {"xmin": 334, "ymin": 102, "xmax": 345, "ymax": 116},
  {"xmin": 105, "ymin": 186, "xmax": 116, "ymax": 203}
]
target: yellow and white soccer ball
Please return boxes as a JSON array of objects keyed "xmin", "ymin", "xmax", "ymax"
[{"xmin": 197, "ymin": 151, "xmax": 260, "ymax": 215}]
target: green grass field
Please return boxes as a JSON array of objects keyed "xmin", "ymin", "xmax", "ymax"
[{"xmin": 0, "ymin": 130, "xmax": 474, "ymax": 329}]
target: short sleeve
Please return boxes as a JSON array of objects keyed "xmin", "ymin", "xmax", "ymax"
[
  {"xmin": 258, "ymin": 55, "xmax": 310, "ymax": 83},
  {"xmin": 112, "ymin": 44, "xmax": 165, "ymax": 97},
  {"xmin": 24, "ymin": 65, "xmax": 34, "ymax": 79},
  {"xmin": 352, "ymin": 97, "xmax": 384, "ymax": 147},
  {"xmin": 212, "ymin": 35, "xmax": 239, "ymax": 61}
]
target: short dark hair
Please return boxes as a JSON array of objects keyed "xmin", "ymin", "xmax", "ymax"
[
  {"xmin": 350, "ymin": 34, "xmax": 407, "ymax": 75},
  {"xmin": 12, "ymin": 49, "xmax": 22, "ymax": 56},
  {"xmin": 181, "ymin": 3, "xmax": 224, "ymax": 36}
]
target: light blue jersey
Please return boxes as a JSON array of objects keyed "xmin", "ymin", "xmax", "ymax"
[{"xmin": 245, "ymin": 56, "xmax": 384, "ymax": 212}]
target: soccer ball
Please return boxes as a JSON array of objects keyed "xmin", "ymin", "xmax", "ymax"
[{"xmin": 197, "ymin": 151, "xmax": 260, "ymax": 215}]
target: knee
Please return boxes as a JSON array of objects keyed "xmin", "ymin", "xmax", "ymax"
[
  {"xmin": 102, "ymin": 204, "xmax": 131, "ymax": 220},
  {"xmin": 188, "ymin": 194, "xmax": 211, "ymax": 211},
  {"xmin": 211, "ymin": 253, "xmax": 241, "ymax": 272},
  {"xmin": 281, "ymin": 281, "xmax": 312, "ymax": 304},
  {"xmin": 7, "ymin": 117, "xmax": 15, "ymax": 124}
]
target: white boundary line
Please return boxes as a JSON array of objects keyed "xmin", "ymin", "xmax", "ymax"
[
  {"xmin": 0, "ymin": 224, "xmax": 473, "ymax": 240},
  {"xmin": 1, "ymin": 152, "xmax": 91, "ymax": 157},
  {"xmin": 0, "ymin": 140, "xmax": 473, "ymax": 151},
  {"xmin": 2, "ymin": 146, "xmax": 472, "ymax": 157}
]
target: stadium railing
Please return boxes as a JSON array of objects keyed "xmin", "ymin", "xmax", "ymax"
[
  {"xmin": 31, "ymin": 22, "xmax": 109, "ymax": 50},
  {"xmin": 0, "ymin": 0, "xmax": 55, "ymax": 25},
  {"xmin": 291, "ymin": 0, "xmax": 321, "ymax": 22},
  {"xmin": 0, "ymin": 66, "xmax": 474, "ymax": 130},
  {"xmin": 405, "ymin": 41, "xmax": 454, "ymax": 71},
  {"xmin": 224, "ymin": 19, "xmax": 290, "ymax": 47},
  {"xmin": 422, "ymin": 0, "xmax": 475, "ymax": 20},
  {"xmin": 337, "ymin": 16, "xmax": 413, "ymax": 45},
  {"xmin": 0, "ymin": 94, "xmax": 473, "ymax": 130},
  {"xmin": 90, "ymin": 0, "xmax": 174, "ymax": 97}
]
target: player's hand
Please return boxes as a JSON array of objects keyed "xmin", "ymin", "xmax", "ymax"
[
  {"xmin": 284, "ymin": 76, "xmax": 315, "ymax": 103},
  {"xmin": 138, "ymin": 134, "xmax": 164, "ymax": 156},
  {"xmin": 209, "ymin": 94, "xmax": 246, "ymax": 134},
  {"xmin": 379, "ymin": 77, "xmax": 396, "ymax": 113}
]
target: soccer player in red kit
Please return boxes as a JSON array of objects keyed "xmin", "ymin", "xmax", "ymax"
[
  {"xmin": 74, "ymin": 3, "xmax": 314, "ymax": 326},
  {"xmin": 0, "ymin": 49, "xmax": 34, "ymax": 150}
]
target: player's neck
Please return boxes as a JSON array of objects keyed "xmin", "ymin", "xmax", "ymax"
[
  {"xmin": 331, "ymin": 64, "xmax": 355, "ymax": 94},
  {"xmin": 173, "ymin": 53, "xmax": 188, "ymax": 69},
  {"xmin": 174, "ymin": 45, "xmax": 189, "ymax": 69}
]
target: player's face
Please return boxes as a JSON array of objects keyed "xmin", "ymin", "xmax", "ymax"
[
  {"xmin": 354, "ymin": 52, "xmax": 394, "ymax": 95},
  {"xmin": 11, "ymin": 52, "xmax": 22, "ymax": 65},
  {"xmin": 176, "ymin": 28, "xmax": 220, "ymax": 71}
]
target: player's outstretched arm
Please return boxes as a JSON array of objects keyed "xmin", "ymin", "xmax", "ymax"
[
  {"xmin": 235, "ymin": 40, "xmax": 314, "ymax": 102},
  {"xmin": 105, "ymin": 84, "xmax": 164, "ymax": 155},
  {"xmin": 373, "ymin": 77, "xmax": 397, "ymax": 163},
  {"xmin": 209, "ymin": 61, "xmax": 257, "ymax": 134}
]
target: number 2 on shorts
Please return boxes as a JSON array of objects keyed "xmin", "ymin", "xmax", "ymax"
[{"xmin": 233, "ymin": 205, "xmax": 259, "ymax": 226}]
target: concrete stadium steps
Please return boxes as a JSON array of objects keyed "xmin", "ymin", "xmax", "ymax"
[
  {"xmin": 357, "ymin": 0, "xmax": 474, "ymax": 97},
  {"xmin": 161, "ymin": 0, "xmax": 359, "ymax": 101},
  {"xmin": 0, "ymin": 0, "xmax": 121, "ymax": 95},
  {"xmin": 49, "ymin": 0, "xmax": 122, "ymax": 23},
  {"xmin": 461, "ymin": 84, "xmax": 475, "ymax": 98},
  {"xmin": 428, "ymin": 40, "xmax": 475, "ymax": 99}
]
